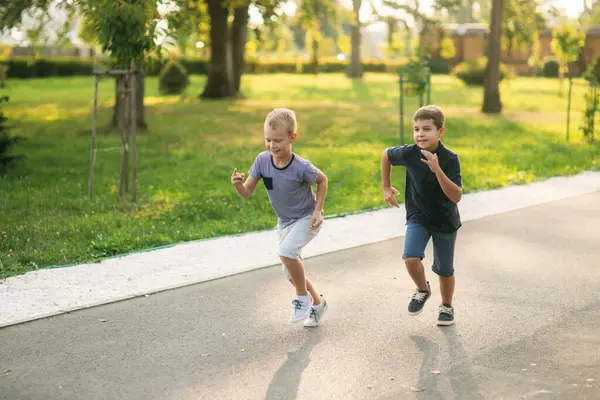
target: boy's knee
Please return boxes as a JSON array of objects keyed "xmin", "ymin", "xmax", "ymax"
[
  {"xmin": 404, "ymin": 257, "xmax": 422, "ymax": 269},
  {"xmin": 280, "ymin": 255, "xmax": 296, "ymax": 264}
]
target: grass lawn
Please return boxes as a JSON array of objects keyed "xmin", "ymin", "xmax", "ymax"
[{"xmin": 1, "ymin": 73, "xmax": 598, "ymax": 278}]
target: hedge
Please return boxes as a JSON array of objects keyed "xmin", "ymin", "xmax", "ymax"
[{"xmin": 0, "ymin": 56, "xmax": 431, "ymax": 79}]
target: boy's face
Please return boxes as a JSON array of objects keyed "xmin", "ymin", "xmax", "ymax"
[
  {"xmin": 264, "ymin": 125, "xmax": 296, "ymax": 157},
  {"xmin": 413, "ymin": 118, "xmax": 444, "ymax": 151}
]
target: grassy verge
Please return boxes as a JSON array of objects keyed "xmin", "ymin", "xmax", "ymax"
[{"xmin": 0, "ymin": 73, "xmax": 598, "ymax": 278}]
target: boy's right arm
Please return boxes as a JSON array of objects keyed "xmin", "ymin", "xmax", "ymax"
[
  {"xmin": 381, "ymin": 149, "xmax": 400, "ymax": 208},
  {"xmin": 231, "ymin": 168, "xmax": 258, "ymax": 199}
]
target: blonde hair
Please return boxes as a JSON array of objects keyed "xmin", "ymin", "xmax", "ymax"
[{"xmin": 264, "ymin": 108, "xmax": 297, "ymax": 136}]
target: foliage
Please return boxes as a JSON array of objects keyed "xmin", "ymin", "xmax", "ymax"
[
  {"xmin": 453, "ymin": 57, "xmax": 507, "ymax": 86},
  {"xmin": 551, "ymin": 21, "xmax": 585, "ymax": 75},
  {"xmin": 0, "ymin": 97, "xmax": 23, "ymax": 172},
  {"xmin": 1, "ymin": 56, "xmax": 410, "ymax": 78},
  {"xmin": 79, "ymin": 0, "xmax": 160, "ymax": 68},
  {"xmin": 542, "ymin": 59, "xmax": 560, "ymax": 78},
  {"xmin": 439, "ymin": 37, "xmax": 456, "ymax": 60},
  {"xmin": 400, "ymin": 56, "xmax": 430, "ymax": 96},
  {"xmin": 580, "ymin": 83, "xmax": 599, "ymax": 142},
  {"xmin": 584, "ymin": 56, "xmax": 600, "ymax": 84},
  {"xmin": 159, "ymin": 59, "xmax": 190, "ymax": 95},
  {"xmin": 503, "ymin": 0, "xmax": 547, "ymax": 55}
]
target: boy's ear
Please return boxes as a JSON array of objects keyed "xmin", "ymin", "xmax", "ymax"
[
  {"xmin": 290, "ymin": 132, "xmax": 298, "ymax": 142},
  {"xmin": 439, "ymin": 127, "xmax": 445, "ymax": 136}
]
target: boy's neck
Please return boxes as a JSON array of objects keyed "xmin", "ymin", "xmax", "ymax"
[
  {"xmin": 272, "ymin": 151, "xmax": 293, "ymax": 167},
  {"xmin": 426, "ymin": 141, "xmax": 441, "ymax": 152}
]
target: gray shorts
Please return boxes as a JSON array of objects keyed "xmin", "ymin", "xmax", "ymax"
[
  {"xmin": 278, "ymin": 215, "xmax": 320, "ymax": 280},
  {"xmin": 402, "ymin": 221, "xmax": 457, "ymax": 277}
]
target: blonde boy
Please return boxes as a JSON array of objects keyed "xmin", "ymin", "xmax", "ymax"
[{"xmin": 231, "ymin": 108, "xmax": 329, "ymax": 327}]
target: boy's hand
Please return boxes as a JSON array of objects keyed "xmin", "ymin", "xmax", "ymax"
[
  {"xmin": 420, "ymin": 150, "xmax": 441, "ymax": 174},
  {"xmin": 310, "ymin": 210, "xmax": 323, "ymax": 230},
  {"xmin": 231, "ymin": 168, "xmax": 245, "ymax": 186},
  {"xmin": 383, "ymin": 186, "xmax": 400, "ymax": 208}
]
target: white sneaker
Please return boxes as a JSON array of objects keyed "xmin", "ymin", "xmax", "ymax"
[
  {"xmin": 290, "ymin": 293, "xmax": 313, "ymax": 323},
  {"xmin": 304, "ymin": 295, "xmax": 328, "ymax": 327}
]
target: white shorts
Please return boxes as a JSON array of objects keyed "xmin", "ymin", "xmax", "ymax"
[{"xmin": 278, "ymin": 215, "xmax": 320, "ymax": 280}]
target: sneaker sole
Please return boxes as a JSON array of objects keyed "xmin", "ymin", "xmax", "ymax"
[
  {"xmin": 437, "ymin": 320, "xmax": 455, "ymax": 326},
  {"xmin": 304, "ymin": 302, "xmax": 328, "ymax": 328}
]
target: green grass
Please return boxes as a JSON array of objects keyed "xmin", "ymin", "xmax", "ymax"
[{"xmin": 0, "ymin": 73, "xmax": 598, "ymax": 278}]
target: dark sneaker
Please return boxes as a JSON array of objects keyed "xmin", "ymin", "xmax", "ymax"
[
  {"xmin": 437, "ymin": 305, "xmax": 455, "ymax": 326},
  {"xmin": 408, "ymin": 282, "xmax": 431, "ymax": 316}
]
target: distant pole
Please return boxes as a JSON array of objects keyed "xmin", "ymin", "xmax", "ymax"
[
  {"xmin": 566, "ymin": 74, "xmax": 572, "ymax": 142},
  {"xmin": 89, "ymin": 75, "xmax": 99, "ymax": 200},
  {"xmin": 130, "ymin": 61, "xmax": 137, "ymax": 203},
  {"xmin": 400, "ymin": 73, "xmax": 404, "ymax": 144},
  {"xmin": 427, "ymin": 73, "xmax": 431, "ymax": 105}
]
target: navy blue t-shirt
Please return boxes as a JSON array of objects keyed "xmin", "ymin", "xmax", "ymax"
[{"xmin": 387, "ymin": 142, "xmax": 462, "ymax": 233}]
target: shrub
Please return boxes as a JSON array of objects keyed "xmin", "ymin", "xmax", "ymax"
[
  {"xmin": 159, "ymin": 59, "xmax": 190, "ymax": 95},
  {"xmin": 0, "ymin": 96, "xmax": 23, "ymax": 172},
  {"xmin": 542, "ymin": 59, "xmax": 560, "ymax": 78},
  {"xmin": 584, "ymin": 56, "xmax": 600, "ymax": 84},
  {"xmin": 452, "ymin": 57, "xmax": 507, "ymax": 86}
]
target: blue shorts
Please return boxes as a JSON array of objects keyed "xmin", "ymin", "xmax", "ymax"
[{"xmin": 402, "ymin": 221, "xmax": 457, "ymax": 277}]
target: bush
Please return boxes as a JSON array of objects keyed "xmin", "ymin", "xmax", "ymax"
[
  {"xmin": 400, "ymin": 56, "xmax": 430, "ymax": 96},
  {"xmin": 0, "ymin": 65, "xmax": 7, "ymax": 88},
  {"xmin": 1, "ymin": 57, "xmax": 95, "ymax": 78},
  {"xmin": 0, "ymin": 96, "xmax": 23, "ymax": 172},
  {"xmin": 425, "ymin": 56, "xmax": 450, "ymax": 74},
  {"xmin": 584, "ymin": 56, "xmax": 600, "ymax": 84},
  {"xmin": 452, "ymin": 57, "xmax": 507, "ymax": 86},
  {"xmin": 543, "ymin": 59, "xmax": 560, "ymax": 78},
  {"xmin": 0, "ymin": 56, "xmax": 415, "ymax": 79},
  {"xmin": 159, "ymin": 59, "xmax": 190, "ymax": 95}
]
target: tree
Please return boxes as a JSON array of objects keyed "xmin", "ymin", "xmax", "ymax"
[
  {"xmin": 293, "ymin": 0, "xmax": 338, "ymax": 73},
  {"xmin": 347, "ymin": 0, "xmax": 364, "ymax": 78},
  {"xmin": 1, "ymin": 0, "xmax": 162, "ymax": 130},
  {"xmin": 482, "ymin": 0, "xmax": 504, "ymax": 114},
  {"xmin": 201, "ymin": 0, "xmax": 283, "ymax": 99},
  {"xmin": 201, "ymin": 0, "xmax": 237, "ymax": 98},
  {"xmin": 502, "ymin": 0, "xmax": 546, "ymax": 59},
  {"xmin": 551, "ymin": 21, "xmax": 585, "ymax": 76}
]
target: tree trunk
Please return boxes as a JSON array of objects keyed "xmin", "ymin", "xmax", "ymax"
[
  {"xmin": 231, "ymin": 5, "xmax": 249, "ymax": 94},
  {"xmin": 311, "ymin": 38, "xmax": 319, "ymax": 73},
  {"xmin": 201, "ymin": 0, "xmax": 235, "ymax": 99},
  {"xmin": 482, "ymin": 0, "xmax": 504, "ymax": 114},
  {"xmin": 347, "ymin": 0, "xmax": 363, "ymax": 79},
  {"xmin": 112, "ymin": 72, "xmax": 146, "ymax": 130}
]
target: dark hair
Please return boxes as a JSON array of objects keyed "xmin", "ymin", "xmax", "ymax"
[{"xmin": 413, "ymin": 105, "xmax": 445, "ymax": 130}]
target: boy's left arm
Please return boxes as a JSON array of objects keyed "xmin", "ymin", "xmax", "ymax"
[
  {"xmin": 311, "ymin": 169, "xmax": 328, "ymax": 230},
  {"xmin": 421, "ymin": 150, "xmax": 462, "ymax": 203}
]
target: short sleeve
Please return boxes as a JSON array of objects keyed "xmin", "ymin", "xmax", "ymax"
[
  {"xmin": 445, "ymin": 155, "xmax": 462, "ymax": 187},
  {"xmin": 248, "ymin": 154, "xmax": 263, "ymax": 181},
  {"xmin": 301, "ymin": 161, "xmax": 318, "ymax": 185},
  {"xmin": 387, "ymin": 145, "xmax": 410, "ymax": 166}
]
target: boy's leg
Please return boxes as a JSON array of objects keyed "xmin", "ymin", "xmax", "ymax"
[
  {"xmin": 288, "ymin": 275, "xmax": 322, "ymax": 306},
  {"xmin": 439, "ymin": 276, "xmax": 455, "ymax": 306},
  {"xmin": 402, "ymin": 222, "xmax": 432, "ymax": 315},
  {"xmin": 280, "ymin": 256, "xmax": 308, "ymax": 296},
  {"xmin": 431, "ymin": 230, "xmax": 457, "ymax": 325},
  {"xmin": 279, "ymin": 217, "xmax": 323, "ymax": 322}
]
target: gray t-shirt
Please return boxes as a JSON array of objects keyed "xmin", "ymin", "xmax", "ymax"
[{"xmin": 249, "ymin": 151, "xmax": 318, "ymax": 228}]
